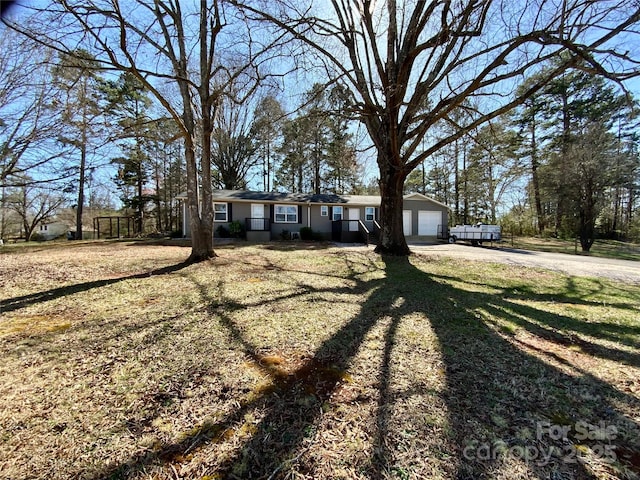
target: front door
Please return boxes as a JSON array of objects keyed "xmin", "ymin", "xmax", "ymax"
[
  {"xmin": 348, "ymin": 208, "xmax": 360, "ymax": 231},
  {"xmin": 251, "ymin": 204, "xmax": 265, "ymax": 230}
]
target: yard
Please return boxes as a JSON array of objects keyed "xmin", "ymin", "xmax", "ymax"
[
  {"xmin": 505, "ymin": 237, "xmax": 640, "ymax": 262},
  {"xmin": 0, "ymin": 241, "xmax": 638, "ymax": 479}
]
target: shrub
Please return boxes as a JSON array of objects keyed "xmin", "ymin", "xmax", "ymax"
[
  {"xmin": 228, "ymin": 220, "xmax": 245, "ymax": 239},
  {"xmin": 279, "ymin": 229, "xmax": 290, "ymax": 240},
  {"xmin": 216, "ymin": 225, "xmax": 230, "ymax": 238},
  {"xmin": 30, "ymin": 232, "xmax": 46, "ymax": 242},
  {"xmin": 300, "ymin": 226, "xmax": 313, "ymax": 241}
]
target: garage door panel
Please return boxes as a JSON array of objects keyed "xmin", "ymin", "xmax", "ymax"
[{"xmin": 418, "ymin": 211, "xmax": 440, "ymax": 236}]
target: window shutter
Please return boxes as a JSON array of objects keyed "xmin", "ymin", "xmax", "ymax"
[
  {"xmin": 329, "ymin": 206, "xmax": 333, "ymax": 219},
  {"xmin": 227, "ymin": 203, "xmax": 233, "ymax": 221},
  {"xmin": 297, "ymin": 205, "xmax": 302, "ymax": 224},
  {"xmin": 269, "ymin": 204, "xmax": 274, "ymax": 221}
]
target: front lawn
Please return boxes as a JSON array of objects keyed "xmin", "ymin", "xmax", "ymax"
[
  {"xmin": 0, "ymin": 242, "xmax": 638, "ymax": 479},
  {"xmin": 507, "ymin": 236, "xmax": 640, "ymax": 261}
]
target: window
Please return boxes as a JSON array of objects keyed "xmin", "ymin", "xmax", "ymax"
[
  {"xmin": 320, "ymin": 205, "xmax": 328, "ymax": 217},
  {"xmin": 214, "ymin": 203, "xmax": 228, "ymax": 222},
  {"xmin": 332, "ymin": 206, "xmax": 343, "ymax": 221},
  {"xmin": 365, "ymin": 207, "xmax": 375, "ymax": 221},
  {"xmin": 275, "ymin": 205, "xmax": 298, "ymax": 223}
]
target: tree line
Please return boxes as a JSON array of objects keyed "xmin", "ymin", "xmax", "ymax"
[
  {"xmin": 0, "ymin": 22, "xmax": 368, "ymax": 242},
  {"xmin": 2, "ymin": 1, "xmax": 639, "ymax": 258},
  {"xmin": 0, "ymin": 30, "xmax": 189, "ymax": 241},
  {"xmin": 405, "ymin": 65, "xmax": 640, "ymax": 250}
]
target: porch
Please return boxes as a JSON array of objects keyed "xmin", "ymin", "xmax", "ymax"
[
  {"xmin": 245, "ymin": 217, "xmax": 271, "ymax": 242},
  {"xmin": 332, "ymin": 219, "xmax": 380, "ymax": 245}
]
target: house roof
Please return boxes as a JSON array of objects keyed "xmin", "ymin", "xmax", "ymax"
[
  {"xmin": 402, "ymin": 192, "xmax": 450, "ymax": 209},
  {"xmin": 212, "ymin": 190, "xmax": 383, "ymax": 205},
  {"xmin": 177, "ymin": 189, "xmax": 450, "ymax": 208}
]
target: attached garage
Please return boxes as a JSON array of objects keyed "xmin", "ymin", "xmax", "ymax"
[{"xmin": 402, "ymin": 193, "xmax": 449, "ymax": 240}]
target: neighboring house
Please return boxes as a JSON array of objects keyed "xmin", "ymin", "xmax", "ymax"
[
  {"xmin": 35, "ymin": 221, "xmax": 69, "ymax": 241},
  {"xmin": 180, "ymin": 190, "xmax": 449, "ymax": 243}
]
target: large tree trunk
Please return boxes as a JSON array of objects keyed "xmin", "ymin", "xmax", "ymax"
[
  {"xmin": 190, "ymin": 213, "xmax": 214, "ymax": 259},
  {"xmin": 375, "ymin": 156, "xmax": 410, "ymax": 256},
  {"xmin": 579, "ymin": 205, "xmax": 595, "ymax": 252},
  {"xmin": 626, "ymin": 187, "xmax": 635, "ymax": 237},
  {"xmin": 137, "ymin": 157, "xmax": 144, "ymax": 235},
  {"xmin": 179, "ymin": 0, "xmax": 217, "ymax": 264},
  {"xmin": 555, "ymin": 88, "xmax": 571, "ymax": 237},
  {"xmin": 454, "ymin": 140, "xmax": 460, "ymax": 224},
  {"xmin": 75, "ymin": 141, "xmax": 86, "ymax": 240},
  {"xmin": 529, "ymin": 116, "xmax": 545, "ymax": 234},
  {"xmin": 184, "ymin": 132, "xmax": 215, "ymax": 263}
]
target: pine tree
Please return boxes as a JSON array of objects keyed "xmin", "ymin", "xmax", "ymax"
[
  {"xmin": 52, "ymin": 50, "xmax": 106, "ymax": 240},
  {"xmin": 103, "ymin": 73, "xmax": 154, "ymax": 234}
]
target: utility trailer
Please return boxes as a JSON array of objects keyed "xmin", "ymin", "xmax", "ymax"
[{"xmin": 448, "ymin": 223, "xmax": 501, "ymax": 246}]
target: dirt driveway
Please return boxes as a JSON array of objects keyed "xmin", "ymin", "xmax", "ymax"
[{"xmin": 407, "ymin": 242, "xmax": 640, "ymax": 284}]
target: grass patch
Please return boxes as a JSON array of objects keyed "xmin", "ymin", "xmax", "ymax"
[
  {"xmin": 506, "ymin": 236, "xmax": 640, "ymax": 261},
  {"xmin": 0, "ymin": 241, "xmax": 638, "ymax": 479}
]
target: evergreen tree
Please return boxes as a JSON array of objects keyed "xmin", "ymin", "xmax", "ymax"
[
  {"xmin": 276, "ymin": 117, "xmax": 309, "ymax": 193},
  {"xmin": 52, "ymin": 49, "xmax": 106, "ymax": 240},
  {"xmin": 540, "ymin": 72, "xmax": 628, "ymax": 249},
  {"xmin": 103, "ymin": 73, "xmax": 154, "ymax": 234},
  {"xmin": 466, "ymin": 120, "xmax": 523, "ymax": 223},
  {"xmin": 512, "ymin": 81, "xmax": 549, "ymax": 234},
  {"xmin": 513, "ymin": 67, "xmax": 636, "ymax": 250},
  {"xmin": 251, "ymin": 95, "xmax": 285, "ymax": 192},
  {"xmin": 145, "ymin": 118, "xmax": 185, "ymax": 234},
  {"xmin": 325, "ymin": 84, "xmax": 359, "ymax": 194},
  {"xmin": 275, "ymin": 84, "xmax": 358, "ymax": 194}
]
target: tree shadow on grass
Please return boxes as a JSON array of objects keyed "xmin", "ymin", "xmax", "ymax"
[
  {"xmin": 88, "ymin": 252, "xmax": 639, "ymax": 479},
  {"xmin": 0, "ymin": 260, "xmax": 193, "ymax": 314},
  {"xmin": 382, "ymin": 255, "xmax": 640, "ymax": 479}
]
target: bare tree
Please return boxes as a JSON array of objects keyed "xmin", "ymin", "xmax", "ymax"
[
  {"xmin": 6, "ymin": 183, "xmax": 65, "ymax": 241},
  {"xmin": 233, "ymin": 0, "xmax": 640, "ymax": 254},
  {"xmin": 5, "ymin": 0, "xmax": 280, "ymax": 261},
  {"xmin": 0, "ymin": 29, "xmax": 68, "ymax": 185},
  {"xmin": 211, "ymin": 78, "xmax": 260, "ymax": 190}
]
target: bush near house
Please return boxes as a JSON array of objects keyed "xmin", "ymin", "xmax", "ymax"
[
  {"xmin": 228, "ymin": 220, "xmax": 245, "ymax": 239},
  {"xmin": 29, "ymin": 232, "xmax": 47, "ymax": 242},
  {"xmin": 299, "ymin": 226, "xmax": 313, "ymax": 240}
]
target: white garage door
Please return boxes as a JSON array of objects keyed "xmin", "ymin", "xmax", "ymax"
[
  {"xmin": 418, "ymin": 211, "xmax": 440, "ymax": 236},
  {"xmin": 403, "ymin": 210, "xmax": 412, "ymax": 236}
]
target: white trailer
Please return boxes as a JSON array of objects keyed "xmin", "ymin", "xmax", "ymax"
[{"xmin": 448, "ymin": 223, "xmax": 501, "ymax": 246}]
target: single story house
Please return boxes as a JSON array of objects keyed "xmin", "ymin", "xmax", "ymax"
[
  {"xmin": 34, "ymin": 221, "xmax": 69, "ymax": 241},
  {"xmin": 179, "ymin": 190, "xmax": 449, "ymax": 243}
]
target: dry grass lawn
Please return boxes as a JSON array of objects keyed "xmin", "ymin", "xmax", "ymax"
[
  {"xmin": 0, "ymin": 240, "xmax": 639, "ymax": 479},
  {"xmin": 508, "ymin": 237, "xmax": 640, "ymax": 261}
]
